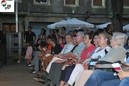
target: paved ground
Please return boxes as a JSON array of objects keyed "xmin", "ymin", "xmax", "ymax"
[{"xmin": 0, "ymin": 62, "xmax": 45, "ymax": 86}]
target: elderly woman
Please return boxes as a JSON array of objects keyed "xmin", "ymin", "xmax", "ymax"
[{"xmin": 85, "ymin": 32, "xmax": 128, "ymax": 86}]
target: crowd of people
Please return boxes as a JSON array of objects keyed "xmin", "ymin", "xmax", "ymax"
[{"xmin": 23, "ymin": 25, "xmax": 129, "ymax": 86}]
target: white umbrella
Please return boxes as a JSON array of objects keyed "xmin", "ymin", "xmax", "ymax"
[
  {"xmin": 47, "ymin": 18, "xmax": 94, "ymax": 29},
  {"xmin": 47, "ymin": 20, "xmax": 66, "ymax": 29},
  {"xmin": 123, "ymin": 24, "xmax": 129, "ymax": 31},
  {"xmin": 96, "ymin": 22, "xmax": 111, "ymax": 29}
]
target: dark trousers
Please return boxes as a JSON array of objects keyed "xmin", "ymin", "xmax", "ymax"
[
  {"xmin": 47, "ymin": 62, "xmax": 64, "ymax": 85},
  {"xmin": 60, "ymin": 64, "xmax": 75, "ymax": 82}
]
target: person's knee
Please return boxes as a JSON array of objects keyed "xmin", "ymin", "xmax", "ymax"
[
  {"xmin": 76, "ymin": 64, "xmax": 83, "ymax": 70},
  {"xmin": 120, "ymin": 77, "xmax": 129, "ymax": 86},
  {"xmin": 86, "ymin": 70, "xmax": 102, "ymax": 82},
  {"xmin": 91, "ymin": 70, "xmax": 102, "ymax": 77},
  {"xmin": 101, "ymin": 80, "xmax": 120, "ymax": 86},
  {"xmin": 101, "ymin": 81, "xmax": 110, "ymax": 86}
]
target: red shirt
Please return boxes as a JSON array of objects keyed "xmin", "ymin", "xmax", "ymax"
[
  {"xmin": 80, "ymin": 44, "xmax": 95, "ymax": 60},
  {"xmin": 47, "ymin": 44, "xmax": 52, "ymax": 51}
]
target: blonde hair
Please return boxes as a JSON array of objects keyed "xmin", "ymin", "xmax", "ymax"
[{"xmin": 99, "ymin": 32, "xmax": 111, "ymax": 45}]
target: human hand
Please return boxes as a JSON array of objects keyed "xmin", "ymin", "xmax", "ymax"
[
  {"xmin": 118, "ymin": 71, "xmax": 129, "ymax": 80},
  {"xmin": 83, "ymin": 63, "xmax": 88, "ymax": 70},
  {"xmin": 55, "ymin": 60, "xmax": 64, "ymax": 64}
]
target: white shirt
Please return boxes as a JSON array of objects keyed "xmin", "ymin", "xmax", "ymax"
[
  {"xmin": 91, "ymin": 46, "xmax": 111, "ymax": 59},
  {"xmin": 60, "ymin": 42, "xmax": 74, "ymax": 54}
]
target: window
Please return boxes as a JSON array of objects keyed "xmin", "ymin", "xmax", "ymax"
[
  {"xmin": 92, "ymin": 0, "xmax": 105, "ymax": 8},
  {"xmin": 124, "ymin": 0, "xmax": 129, "ymax": 8},
  {"xmin": 64, "ymin": 0, "xmax": 79, "ymax": 7},
  {"xmin": 3, "ymin": 23, "xmax": 16, "ymax": 32},
  {"xmin": 65, "ymin": 0, "xmax": 75, "ymax": 5},
  {"xmin": 34, "ymin": 0, "xmax": 50, "ymax": 5}
]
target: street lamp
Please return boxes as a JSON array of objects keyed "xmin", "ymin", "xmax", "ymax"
[
  {"xmin": 15, "ymin": 0, "xmax": 22, "ymax": 32},
  {"xmin": 15, "ymin": 0, "xmax": 18, "ymax": 32},
  {"xmin": 15, "ymin": 0, "xmax": 22, "ymax": 63}
]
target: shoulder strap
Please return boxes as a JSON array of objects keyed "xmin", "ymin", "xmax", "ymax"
[
  {"xmin": 126, "ymin": 50, "xmax": 129, "ymax": 59},
  {"xmin": 70, "ymin": 44, "xmax": 78, "ymax": 52},
  {"xmin": 105, "ymin": 49, "xmax": 108, "ymax": 54}
]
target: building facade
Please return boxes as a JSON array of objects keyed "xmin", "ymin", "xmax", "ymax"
[{"xmin": 0, "ymin": 0, "xmax": 129, "ymax": 32}]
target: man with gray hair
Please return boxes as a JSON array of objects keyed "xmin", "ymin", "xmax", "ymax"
[
  {"xmin": 59, "ymin": 31, "xmax": 86, "ymax": 86},
  {"xmin": 68, "ymin": 31, "xmax": 85, "ymax": 60}
]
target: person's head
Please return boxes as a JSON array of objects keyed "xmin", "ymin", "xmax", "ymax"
[
  {"xmin": 55, "ymin": 29, "xmax": 59, "ymax": 34},
  {"xmin": 110, "ymin": 32, "xmax": 128, "ymax": 48},
  {"xmin": 46, "ymin": 35, "xmax": 51, "ymax": 44},
  {"xmin": 78, "ymin": 29, "xmax": 84, "ymax": 32},
  {"xmin": 50, "ymin": 29, "xmax": 57, "ymax": 34},
  {"xmin": 106, "ymin": 24, "xmax": 114, "ymax": 33},
  {"xmin": 84, "ymin": 28, "xmax": 91, "ymax": 34},
  {"xmin": 75, "ymin": 31, "xmax": 84, "ymax": 44},
  {"xmin": 58, "ymin": 36, "xmax": 64, "ymax": 44},
  {"xmin": 97, "ymin": 29, "xmax": 104, "ymax": 33},
  {"xmin": 40, "ymin": 41, "xmax": 47, "ymax": 48},
  {"xmin": 98, "ymin": 32, "xmax": 110, "ymax": 47},
  {"xmin": 48, "ymin": 36, "xmax": 57, "ymax": 46},
  {"xmin": 60, "ymin": 27, "xmax": 66, "ymax": 33},
  {"xmin": 28, "ymin": 26, "xmax": 32, "ymax": 32},
  {"xmin": 72, "ymin": 35, "xmax": 77, "ymax": 45},
  {"xmin": 126, "ymin": 37, "xmax": 129, "ymax": 46},
  {"xmin": 93, "ymin": 32, "xmax": 99, "ymax": 47},
  {"xmin": 65, "ymin": 34, "xmax": 73, "ymax": 44},
  {"xmin": 84, "ymin": 32, "xmax": 94, "ymax": 46},
  {"xmin": 72, "ymin": 30, "xmax": 77, "ymax": 36},
  {"xmin": 41, "ymin": 28, "xmax": 46, "ymax": 35}
]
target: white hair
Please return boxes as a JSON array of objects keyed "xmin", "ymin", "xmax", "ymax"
[
  {"xmin": 77, "ymin": 31, "xmax": 84, "ymax": 37},
  {"xmin": 112, "ymin": 32, "xmax": 128, "ymax": 46}
]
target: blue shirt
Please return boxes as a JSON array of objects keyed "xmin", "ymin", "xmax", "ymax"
[{"xmin": 73, "ymin": 42, "xmax": 85, "ymax": 60}]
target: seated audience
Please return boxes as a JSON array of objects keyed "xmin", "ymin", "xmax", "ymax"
[
  {"xmin": 41, "ymin": 36, "xmax": 63, "ymax": 70},
  {"xmin": 65, "ymin": 32, "xmax": 111, "ymax": 86},
  {"xmin": 85, "ymin": 32, "xmax": 128, "ymax": 86},
  {"xmin": 46, "ymin": 34, "xmax": 74, "ymax": 73},
  {"xmin": 60, "ymin": 32, "xmax": 95, "ymax": 86},
  {"xmin": 34, "ymin": 31, "xmax": 85, "ymax": 86}
]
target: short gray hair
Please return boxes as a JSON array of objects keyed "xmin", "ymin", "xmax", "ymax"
[
  {"xmin": 112, "ymin": 32, "xmax": 128, "ymax": 46},
  {"xmin": 77, "ymin": 31, "xmax": 85, "ymax": 37}
]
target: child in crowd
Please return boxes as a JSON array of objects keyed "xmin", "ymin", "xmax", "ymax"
[{"xmin": 25, "ymin": 42, "xmax": 33, "ymax": 65}]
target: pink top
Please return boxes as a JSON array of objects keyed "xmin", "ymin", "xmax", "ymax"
[
  {"xmin": 80, "ymin": 44, "xmax": 95, "ymax": 60},
  {"xmin": 25, "ymin": 46, "xmax": 33, "ymax": 59}
]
